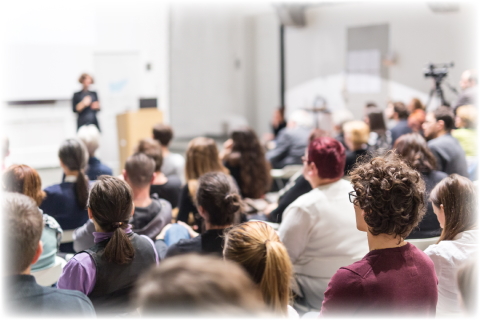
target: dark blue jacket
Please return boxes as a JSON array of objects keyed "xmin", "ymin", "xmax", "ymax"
[
  {"xmin": 8, "ymin": 275, "xmax": 95, "ymax": 317},
  {"xmin": 86, "ymin": 157, "xmax": 113, "ymax": 181}
]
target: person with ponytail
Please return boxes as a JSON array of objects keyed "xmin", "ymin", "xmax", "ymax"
[
  {"xmin": 424, "ymin": 174, "xmax": 478, "ymax": 316},
  {"xmin": 224, "ymin": 221, "xmax": 299, "ymax": 318},
  {"xmin": 165, "ymin": 172, "xmax": 241, "ymax": 257},
  {"xmin": 39, "ymin": 139, "xmax": 90, "ymax": 253},
  {"xmin": 57, "ymin": 176, "xmax": 158, "ymax": 315}
]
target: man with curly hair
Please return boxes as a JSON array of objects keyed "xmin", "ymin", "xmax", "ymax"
[{"xmin": 320, "ymin": 152, "xmax": 438, "ymax": 317}]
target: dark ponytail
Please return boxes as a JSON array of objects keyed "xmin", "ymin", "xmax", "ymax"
[
  {"xmin": 88, "ymin": 176, "xmax": 135, "ymax": 264},
  {"xmin": 59, "ymin": 139, "xmax": 89, "ymax": 208},
  {"xmin": 196, "ymin": 172, "xmax": 241, "ymax": 226}
]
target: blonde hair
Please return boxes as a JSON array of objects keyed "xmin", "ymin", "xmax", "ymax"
[
  {"xmin": 224, "ymin": 221, "xmax": 292, "ymax": 316},
  {"xmin": 185, "ymin": 137, "xmax": 228, "ymax": 197},
  {"xmin": 343, "ymin": 120, "xmax": 370, "ymax": 148},
  {"xmin": 456, "ymin": 105, "xmax": 477, "ymax": 129}
]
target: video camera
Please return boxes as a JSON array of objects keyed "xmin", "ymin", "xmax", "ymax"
[{"xmin": 424, "ymin": 62, "xmax": 454, "ymax": 81}]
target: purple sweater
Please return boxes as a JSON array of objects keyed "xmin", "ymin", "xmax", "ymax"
[
  {"xmin": 320, "ymin": 243, "xmax": 438, "ymax": 317},
  {"xmin": 57, "ymin": 226, "xmax": 158, "ymax": 295}
]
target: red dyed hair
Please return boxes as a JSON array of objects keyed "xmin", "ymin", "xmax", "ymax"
[{"xmin": 307, "ymin": 137, "xmax": 346, "ymax": 179}]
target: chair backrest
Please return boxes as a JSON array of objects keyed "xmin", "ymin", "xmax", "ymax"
[
  {"xmin": 408, "ymin": 237, "xmax": 440, "ymax": 251},
  {"xmin": 31, "ymin": 256, "xmax": 67, "ymax": 286}
]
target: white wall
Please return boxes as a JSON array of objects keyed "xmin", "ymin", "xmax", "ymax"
[
  {"xmin": 2, "ymin": 0, "xmax": 169, "ymax": 173},
  {"xmin": 282, "ymin": 2, "xmax": 478, "ymax": 118}
]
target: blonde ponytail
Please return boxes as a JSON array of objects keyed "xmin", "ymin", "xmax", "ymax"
[{"xmin": 224, "ymin": 221, "xmax": 293, "ymax": 317}]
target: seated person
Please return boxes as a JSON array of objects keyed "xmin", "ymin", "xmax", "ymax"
[
  {"xmin": 165, "ymin": 172, "xmax": 241, "ymax": 257},
  {"xmin": 152, "ymin": 123, "xmax": 186, "ymax": 183},
  {"xmin": 136, "ymin": 138, "xmax": 181, "ymax": 208},
  {"xmin": 221, "ymin": 127, "xmax": 271, "ymax": 199},
  {"xmin": 394, "ymin": 133, "xmax": 447, "ymax": 239},
  {"xmin": 452, "ymin": 105, "xmax": 477, "ymax": 179},
  {"xmin": 77, "ymin": 124, "xmax": 113, "ymax": 180},
  {"xmin": 4, "ymin": 192, "xmax": 95, "ymax": 317},
  {"xmin": 422, "ymin": 106, "xmax": 469, "ymax": 177},
  {"xmin": 278, "ymin": 137, "xmax": 368, "ymax": 311},
  {"xmin": 407, "ymin": 98, "xmax": 426, "ymax": 133},
  {"xmin": 425, "ymin": 174, "xmax": 477, "ymax": 316},
  {"xmin": 320, "ymin": 152, "xmax": 438, "ymax": 317},
  {"xmin": 134, "ymin": 254, "xmax": 267, "ymax": 317},
  {"xmin": 39, "ymin": 139, "xmax": 90, "ymax": 253},
  {"xmin": 266, "ymin": 110, "xmax": 313, "ymax": 169},
  {"xmin": 58, "ymin": 176, "xmax": 158, "ymax": 315},
  {"xmin": 343, "ymin": 120, "xmax": 370, "ymax": 175},
  {"xmin": 176, "ymin": 137, "xmax": 231, "ymax": 233},
  {"xmin": 73, "ymin": 154, "xmax": 173, "ymax": 251},
  {"xmin": 386, "ymin": 101, "xmax": 412, "ymax": 145},
  {"xmin": 224, "ymin": 221, "xmax": 298, "ymax": 318},
  {"xmin": 3, "ymin": 164, "xmax": 63, "ymax": 272}
]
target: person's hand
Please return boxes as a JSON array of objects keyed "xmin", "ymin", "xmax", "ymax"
[
  {"xmin": 82, "ymin": 95, "xmax": 92, "ymax": 106},
  {"xmin": 156, "ymin": 224, "xmax": 173, "ymax": 240},
  {"xmin": 223, "ymin": 139, "xmax": 233, "ymax": 151},
  {"xmin": 177, "ymin": 221, "xmax": 199, "ymax": 238},
  {"xmin": 91, "ymin": 101, "xmax": 100, "ymax": 110}
]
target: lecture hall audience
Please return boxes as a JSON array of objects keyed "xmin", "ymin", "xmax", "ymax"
[
  {"xmin": 343, "ymin": 120, "xmax": 370, "ymax": 175},
  {"xmin": 386, "ymin": 101, "xmax": 413, "ymax": 145},
  {"xmin": 278, "ymin": 137, "xmax": 368, "ymax": 312},
  {"xmin": 57, "ymin": 176, "xmax": 158, "ymax": 315},
  {"xmin": 39, "ymin": 139, "xmax": 90, "ymax": 253},
  {"xmin": 4, "ymin": 193, "xmax": 95, "ymax": 317},
  {"xmin": 77, "ymin": 124, "xmax": 112, "ymax": 181},
  {"xmin": 422, "ymin": 106, "xmax": 469, "ymax": 177},
  {"xmin": 407, "ymin": 97, "xmax": 426, "ymax": 133},
  {"xmin": 394, "ymin": 133, "xmax": 447, "ymax": 239},
  {"xmin": 424, "ymin": 174, "xmax": 478, "ymax": 317},
  {"xmin": 320, "ymin": 152, "xmax": 438, "ymax": 317},
  {"xmin": 3, "ymin": 165, "xmax": 63, "ymax": 272}
]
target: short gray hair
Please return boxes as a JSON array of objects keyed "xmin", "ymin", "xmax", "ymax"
[
  {"xmin": 77, "ymin": 125, "xmax": 100, "ymax": 156},
  {"xmin": 288, "ymin": 109, "xmax": 314, "ymax": 129}
]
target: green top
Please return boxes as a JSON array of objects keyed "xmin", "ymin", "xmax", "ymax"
[{"xmin": 452, "ymin": 128, "xmax": 477, "ymax": 157}]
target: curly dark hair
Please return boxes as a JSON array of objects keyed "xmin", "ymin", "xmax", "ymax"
[
  {"xmin": 350, "ymin": 152, "xmax": 426, "ymax": 240},
  {"xmin": 225, "ymin": 127, "xmax": 271, "ymax": 199}
]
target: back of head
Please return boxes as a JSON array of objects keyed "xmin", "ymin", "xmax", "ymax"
[
  {"xmin": 59, "ymin": 138, "xmax": 89, "ymax": 208},
  {"xmin": 152, "ymin": 123, "xmax": 173, "ymax": 147},
  {"xmin": 88, "ymin": 176, "xmax": 134, "ymax": 264},
  {"xmin": 224, "ymin": 221, "xmax": 292, "ymax": 316},
  {"xmin": 461, "ymin": 69, "xmax": 477, "ymax": 88},
  {"xmin": 229, "ymin": 127, "xmax": 271, "ymax": 198},
  {"xmin": 366, "ymin": 110, "xmax": 387, "ymax": 133},
  {"xmin": 185, "ymin": 137, "xmax": 226, "ymax": 181},
  {"xmin": 135, "ymin": 138, "xmax": 163, "ymax": 172},
  {"xmin": 3, "ymin": 164, "xmax": 46, "ymax": 206},
  {"xmin": 125, "ymin": 153, "xmax": 156, "ymax": 189},
  {"xmin": 393, "ymin": 102, "xmax": 409, "ymax": 119},
  {"xmin": 350, "ymin": 152, "xmax": 426, "ymax": 240},
  {"xmin": 410, "ymin": 98, "xmax": 425, "ymax": 111},
  {"xmin": 394, "ymin": 133, "xmax": 436, "ymax": 174},
  {"xmin": 196, "ymin": 172, "xmax": 241, "ymax": 227},
  {"xmin": 307, "ymin": 136, "xmax": 346, "ymax": 180},
  {"xmin": 430, "ymin": 174, "xmax": 477, "ymax": 242},
  {"xmin": 456, "ymin": 105, "xmax": 477, "ymax": 129},
  {"xmin": 343, "ymin": 120, "xmax": 370, "ymax": 149},
  {"xmin": 134, "ymin": 254, "xmax": 266, "ymax": 316},
  {"xmin": 77, "ymin": 124, "xmax": 100, "ymax": 157},
  {"xmin": 288, "ymin": 109, "xmax": 314, "ymax": 129},
  {"xmin": 433, "ymin": 106, "xmax": 455, "ymax": 132},
  {"xmin": 3, "ymin": 192, "xmax": 43, "ymax": 275}
]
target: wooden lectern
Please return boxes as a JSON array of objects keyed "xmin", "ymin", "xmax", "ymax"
[{"xmin": 116, "ymin": 108, "xmax": 163, "ymax": 171}]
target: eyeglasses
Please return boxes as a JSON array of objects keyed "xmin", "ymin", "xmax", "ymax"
[{"xmin": 348, "ymin": 191, "xmax": 357, "ymax": 204}]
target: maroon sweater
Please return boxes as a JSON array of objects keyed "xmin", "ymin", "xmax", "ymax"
[{"xmin": 320, "ymin": 242, "xmax": 438, "ymax": 317}]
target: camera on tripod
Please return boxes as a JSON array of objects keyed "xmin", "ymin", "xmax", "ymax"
[
  {"xmin": 424, "ymin": 62, "xmax": 454, "ymax": 80},
  {"xmin": 423, "ymin": 62, "xmax": 456, "ymax": 107}
]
